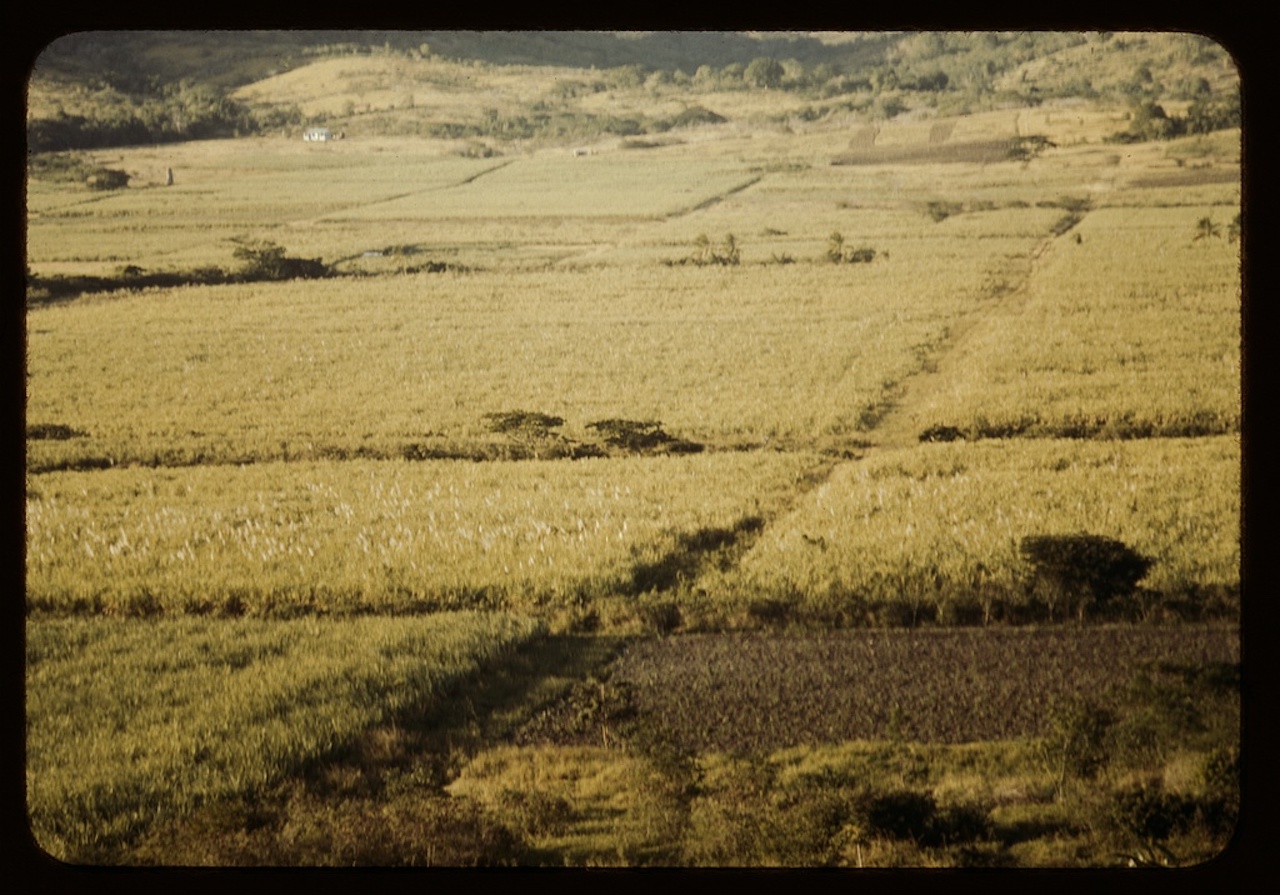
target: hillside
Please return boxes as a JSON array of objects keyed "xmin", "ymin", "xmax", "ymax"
[{"xmin": 26, "ymin": 30, "xmax": 1239, "ymax": 154}]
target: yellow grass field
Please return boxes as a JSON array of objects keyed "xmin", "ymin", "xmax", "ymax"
[{"xmin": 24, "ymin": 31, "xmax": 1243, "ymax": 867}]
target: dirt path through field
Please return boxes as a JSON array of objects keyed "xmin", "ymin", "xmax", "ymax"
[{"xmin": 860, "ymin": 214, "xmax": 1086, "ymax": 452}]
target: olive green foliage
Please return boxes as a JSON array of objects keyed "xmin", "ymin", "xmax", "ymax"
[
  {"xmin": 859, "ymin": 789, "xmax": 938, "ymax": 841},
  {"xmin": 1193, "ymin": 216, "xmax": 1223, "ymax": 241},
  {"xmin": 744, "ymin": 57, "xmax": 785, "ymax": 89},
  {"xmin": 688, "ymin": 233, "xmax": 741, "ymax": 266},
  {"xmin": 1007, "ymin": 135, "xmax": 1056, "ymax": 162},
  {"xmin": 1019, "ymin": 533, "xmax": 1153, "ymax": 621},
  {"xmin": 924, "ymin": 200, "xmax": 965, "ymax": 222},
  {"xmin": 482, "ymin": 410, "xmax": 566, "ymax": 438},
  {"xmin": 1041, "ymin": 696, "xmax": 1116, "ymax": 791},
  {"xmin": 27, "ymin": 78, "xmax": 288, "ymax": 153},
  {"xmin": 230, "ymin": 237, "xmax": 330, "ymax": 281},
  {"xmin": 85, "ymin": 167, "xmax": 130, "ymax": 190},
  {"xmin": 21, "ymin": 152, "xmax": 123, "ymax": 190},
  {"xmin": 1104, "ymin": 782, "xmax": 1197, "ymax": 866},
  {"xmin": 1109, "ymin": 92, "xmax": 1240, "ymax": 144},
  {"xmin": 586, "ymin": 419, "xmax": 702, "ymax": 455},
  {"xmin": 826, "ymin": 231, "xmax": 877, "ymax": 263}
]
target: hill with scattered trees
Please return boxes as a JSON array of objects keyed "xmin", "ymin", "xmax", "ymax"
[{"xmin": 26, "ymin": 30, "xmax": 1240, "ymax": 154}]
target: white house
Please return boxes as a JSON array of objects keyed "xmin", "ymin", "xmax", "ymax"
[{"xmin": 303, "ymin": 127, "xmax": 334, "ymax": 142}]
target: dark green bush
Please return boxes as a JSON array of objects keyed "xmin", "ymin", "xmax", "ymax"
[
  {"xmin": 1020, "ymin": 533, "xmax": 1153, "ymax": 621},
  {"xmin": 825, "ymin": 232, "xmax": 876, "ymax": 264},
  {"xmin": 746, "ymin": 596, "xmax": 796, "ymax": 626},
  {"xmin": 1106, "ymin": 781, "xmax": 1198, "ymax": 866},
  {"xmin": 664, "ymin": 105, "xmax": 727, "ymax": 129},
  {"xmin": 924, "ymin": 200, "xmax": 964, "ymax": 222},
  {"xmin": 859, "ymin": 789, "xmax": 938, "ymax": 842},
  {"xmin": 586, "ymin": 418, "xmax": 702, "ymax": 455},
  {"xmin": 482, "ymin": 410, "xmax": 565, "ymax": 438},
  {"xmin": 1007, "ymin": 135, "xmax": 1055, "ymax": 162},
  {"xmin": 637, "ymin": 598, "xmax": 683, "ymax": 636},
  {"xmin": 497, "ymin": 788, "xmax": 576, "ymax": 839},
  {"xmin": 230, "ymin": 238, "xmax": 329, "ymax": 281},
  {"xmin": 1042, "ymin": 696, "xmax": 1115, "ymax": 789},
  {"xmin": 86, "ymin": 168, "xmax": 130, "ymax": 190},
  {"xmin": 918, "ymin": 425, "xmax": 965, "ymax": 443},
  {"xmin": 932, "ymin": 802, "xmax": 994, "ymax": 846}
]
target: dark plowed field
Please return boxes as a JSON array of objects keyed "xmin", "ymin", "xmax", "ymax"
[{"xmin": 597, "ymin": 625, "xmax": 1238, "ymax": 753}]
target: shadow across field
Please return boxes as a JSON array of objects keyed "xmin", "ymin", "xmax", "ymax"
[
  {"xmin": 628, "ymin": 514, "xmax": 767, "ymax": 595},
  {"xmin": 126, "ymin": 632, "xmax": 628, "ymax": 865}
]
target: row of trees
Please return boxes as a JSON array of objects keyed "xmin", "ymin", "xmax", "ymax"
[
  {"xmin": 1109, "ymin": 92, "xmax": 1241, "ymax": 143},
  {"xmin": 27, "ymin": 81, "xmax": 304, "ymax": 153}
]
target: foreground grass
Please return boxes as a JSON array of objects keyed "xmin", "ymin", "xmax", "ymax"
[
  {"xmin": 446, "ymin": 628, "xmax": 1239, "ymax": 868},
  {"xmin": 25, "ymin": 612, "xmax": 544, "ymax": 862},
  {"xmin": 45, "ymin": 620, "xmax": 1235, "ymax": 868}
]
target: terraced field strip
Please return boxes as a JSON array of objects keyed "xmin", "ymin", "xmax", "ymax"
[
  {"xmin": 303, "ymin": 159, "xmax": 515, "ymax": 225},
  {"xmin": 862, "ymin": 208, "xmax": 1092, "ymax": 452}
]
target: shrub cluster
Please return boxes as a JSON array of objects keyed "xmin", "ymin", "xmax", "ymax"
[
  {"xmin": 825, "ymin": 232, "xmax": 876, "ymax": 264},
  {"xmin": 29, "ymin": 238, "xmax": 336, "ymax": 306},
  {"xmin": 688, "ymin": 233, "xmax": 740, "ymax": 266},
  {"xmin": 231, "ymin": 238, "xmax": 330, "ymax": 281},
  {"xmin": 586, "ymin": 419, "xmax": 701, "ymax": 455},
  {"xmin": 1019, "ymin": 533, "xmax": 1153, "ymax": 621},
  {"xmin": 481, "ymin": 411, "xmax": 703, "ymax": 460},
  {"xmin": 1108, "ymin": 94, "xmax": 1241, "ymax": 144},
  {"xmin": 663, "ymin": 234, "xmax": 743, "ymax": 267}
]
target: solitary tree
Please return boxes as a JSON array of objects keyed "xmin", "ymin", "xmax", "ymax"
[
  {"xmin": 827, "ymin": 230, "xmax": 846, "ymax": 263},
  {"xmin": 744, "ymin": 57, "xmax": 785, "ymax": 90},
  {"xmin": 1020, "ymin": 533, "xmax": 1153, "ymax": 621},
  {"xmin": 1193, "ymin": 216, "xmax": 1222, "ymax": 241}
]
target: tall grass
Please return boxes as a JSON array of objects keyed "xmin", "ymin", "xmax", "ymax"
[
  {"xmin": 26, "ymin": 452, "xmax": 823, "ymax": 617},
  {"xmin": 26, "ymin": 262, "xmax": 982, "ymax": 471},
  {"xmin": 906, "ymin": 202, "xmax": 1241, "ymax": 440},
  {"xmin": 25, "ymin": 612, "xmax": 544, "ymax": 861},
  {"xmin": 712, "ymin": 437, "xmax": 1239, "ymax": 622}
]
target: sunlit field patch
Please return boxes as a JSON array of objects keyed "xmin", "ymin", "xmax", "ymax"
[
  {"xmin": 26, "ymin": 452, "xmax": 823, "ymax": 617},
  {"xmin": 901, "ymin": 196, "xmax": 1240, "ymax": 441},
  {"xmin": 714, "ymin": 436, "xmax": 1239, "ymax": 621},
  {"xmin": 26, "ymin": 262, "xmax": 985, "ymax": 471}
]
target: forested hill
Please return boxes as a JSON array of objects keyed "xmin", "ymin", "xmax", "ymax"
[
  {"xmin": 29, "ymin": 31, "xmax": 896, "ymax": 89},
  {"xmin": 26, "ymin": 31, "xmax": 1240, "ymax": 154}
]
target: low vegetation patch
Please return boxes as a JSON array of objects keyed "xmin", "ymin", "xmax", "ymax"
[
  {"xmin": 825, "ymin": 232, "xmax": 877, "ymax": 264},
  {"xmin": 455, "ymin": 632, "xmax": 1237, "ymax": 867},
  {"xmin": 26, "ymin": 238, "xmax": 331, "ymax": 305},
  {"xmin": 663, "ymin": 233, "xmax": 742, "ymax": 267}
]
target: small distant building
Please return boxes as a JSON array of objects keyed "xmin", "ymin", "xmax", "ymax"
[{"xmin": 303, "ymin": 127, "xmax": 334, "ymax": 142}]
